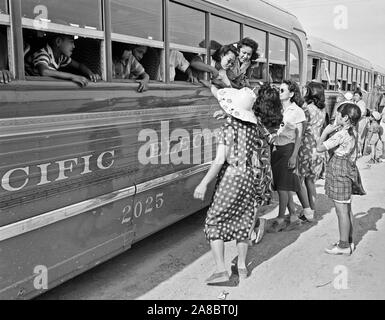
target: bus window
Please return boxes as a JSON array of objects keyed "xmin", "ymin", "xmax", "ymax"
[
  {"xmin": 111, "ymin": 0, "xmax": 162, "ymax": 41},
  {"xmin": 347, "ymin": 66, "xmax": 352, "ymax": 90},
  {"xmin": 210, "ymin": 15, "xmax": 240, "ymax": 46},
  {"xmin": 311, "ymin": 58, "xmax": 320, "ymax": 81},
  {"xmin": 336, "ymin": 63, "xmax": 342, "ymax": 88},
  {"xmin": 169, "ymin": 2, "xmax": 207, "ymax": 82},
  {"xmin": 0, "ymin": 0, "xmax": 7, "ymax": 13},
  {"xmin": 112, "ymin": 41, "xmax": 161, "ymax": 81},
  {"xmin": 289, "ymin": 40, "xmax": 300, "ymax": 83},
  {"xmin": 23, "ymin": 29, "xmax": 102, "ymax": 79},
  {"xmin": 321, "ymin": 59, "xmax": 328, "ymax": 89},
  {"xmin": 342, "ymin": 65, "xmax": 347, "ymax": 91},
  {"xmin": 21, "ymin": 1, "xmax": 103, "ymax": 81},
  {"xmin": 21, "ymin": 0, "xmax": 102, "ymax": 31},
  {"xmin": 269, "ymin": 34, "xmax": 286, "ymax": 83},
  {"xmin": 352, "ymin": 68, "xmax": 357, "ymax": 90},
  {"xmin": 111, "ymin": 1, "xmax": 163, "ymax": 82},
  {"xmin": 169, "ymin": 2, "xmax": 205, "ymax": 48},
  {"xmin": 0, "ymin": 25, "xmax": 9, "ymax": 79},
  {"xmin": 365, "ymin": 71, "xmax": 369, "ymax": 91},
  {"xmin": 244, "ymin": 26, "xmax": 267, "ymax": 81},
  {"xmin": 328, "ymin": 61, "xmax": 336, "ymax": 90}
]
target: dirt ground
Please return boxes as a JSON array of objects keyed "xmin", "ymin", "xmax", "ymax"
[{"xmin": 39, "ymin": 155, "xmax": 385, "ymax": 300}]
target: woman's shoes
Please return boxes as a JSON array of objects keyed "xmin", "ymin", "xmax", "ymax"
[
  {"xmin": 324, "ymin": 243, "xmax": 352, "ymax": 256},
  {"xmin": 249, "ymin": 218, "xmax": 266, "ymax": 245},
  {"xmin": 299, "ymin": 208, "xmax": 315, "ymax": 222},
  {"xmin": 237, "ymin": 267, "xmax": 248, "ymax": 280},
  {"xmin": 205, "ymin": 271, "xmax": 230, "ymax": 284}
]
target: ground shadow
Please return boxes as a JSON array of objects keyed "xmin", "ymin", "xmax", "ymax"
[
  {"xmin": 229, "ymin": 194, "xmax": 335, "ymax": 282},
  {"xmin": 353, "ymin": 207, "xmax": 385, "ymax": 247},
  {"xmin": 39, "ymin": 195, "xmax": 382, "ymax": 297}
]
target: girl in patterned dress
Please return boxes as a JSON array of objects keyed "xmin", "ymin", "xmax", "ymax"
[
  {"xmin": 316, "ymin": 103, "xmax": 361, "ymax": 255},
  {"xmin": 194, "ymin": 85, "xmax": 272, "ymax": 284},
  {"xmin": 297, "ymin": 82, "xmax": 327, "ymax": 221}
]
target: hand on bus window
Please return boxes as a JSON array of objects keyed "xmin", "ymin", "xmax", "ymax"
[
  {"xmin": 87, "ymin": 73, "xmax": 100, "ymax": 83},
  {"xmin": 71, "ymin": 75, "xmax": 89, "ymax": 87},
  {"xmin": 0, "ymin": 69, "xmax": 12, "ymax": 84},
  {"xmin": 136, "ymin": 78, "xmax": 149, "ymax": 93},
  {"xmin": 187, "ymin": 73, "xmax": 199, "ymax": 84}
]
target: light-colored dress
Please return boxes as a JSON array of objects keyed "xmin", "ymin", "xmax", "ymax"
[{"xmin": 298, "ymin": 103, "xmax": 326, "ymax": 180}]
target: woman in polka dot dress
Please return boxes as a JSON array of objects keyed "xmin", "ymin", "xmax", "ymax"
[{"xmin": 194, "ymin": 85, "xmax": 272, "ymax": 284}]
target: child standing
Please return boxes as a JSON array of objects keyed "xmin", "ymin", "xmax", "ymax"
[
  {"xmin": 366, "ymin": 111, "xmax": 383, "ymax": 163},
  {"xmin": 316, "ymin": 102, "xmax": 362, "ymax": 255},
  {"xmin": 194, "ymin": 85, "xmax": 271, "ymax": 284}
]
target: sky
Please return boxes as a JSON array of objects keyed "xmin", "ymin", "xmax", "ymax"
[{"xmin": 268, "ymin": 0, "xmax": 385, "ymax": 68}]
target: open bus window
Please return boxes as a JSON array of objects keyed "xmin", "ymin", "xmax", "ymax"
[
  {"xmin": 269, "ymin": 64, "xmax": 285, "ymax": 83},
  {"xmin": 0, "ymin": 25, "xmax": 8, "ymax": 71},
  {"xmin": 23, "ymin": 29, "xmax": 102, "ymax": 79},
  {"xmin": 244, "ymin": 26, "xmax": 267, "ymax": 82},
  {"xmin": 21, "ymin": 0, "xmax": 101, "ymax": 31},
  {"xmin": 169, "ymin": 2, "xmax": 208, "ymax": 82},
  {"xmin": 112, "ymin": 41, "xmax": 160, "ymax": 81}
]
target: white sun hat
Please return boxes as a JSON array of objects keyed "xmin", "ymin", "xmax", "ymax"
[
  {"xmin": 216, "ymin": 87, "xmax": 258, "ymax": 124},
  {"xmin": 344, "ymin": 92, "xmax": 353, "ymax": 101}
]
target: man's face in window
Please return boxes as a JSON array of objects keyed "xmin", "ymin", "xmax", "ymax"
[{"xmin": 133, "ymin": 46, "xmax": 147, "ymax": 61}]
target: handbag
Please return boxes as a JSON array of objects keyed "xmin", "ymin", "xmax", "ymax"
[{"xmin": 348, "ymin": 135, "xmax": 366, "ymax": 196}]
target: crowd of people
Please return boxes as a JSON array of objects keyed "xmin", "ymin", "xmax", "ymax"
[{"xmin": 193, "ymin": 46, "xmax": 375, "ymax": 285}]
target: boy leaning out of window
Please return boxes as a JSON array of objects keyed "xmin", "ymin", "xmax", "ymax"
[{"xmin": 32, "ymin": 33, "xmax": 100, "ymax": 87}]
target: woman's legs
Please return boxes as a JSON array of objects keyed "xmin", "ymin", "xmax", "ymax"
[
  {"xmin": 210, "ymin": 240, "xmax": 226, "ymax": 272},
  {"xmin": 277, "ymin": 190, "xmax": 289, "ymax": 220},
  {"xmin": 296, "ymin": 181, "xmax": 311, "ymax": 210},
  {"xmin": 348, "ymin": 203, "xmax": 354, "ymax": 244},
  {"xmin": 236, "ymin": 241, "xmax": 249, "ymax": 269},
  {"xmin": 334, "ymin": 201, "xmax": 351, "ymax": 245},
  {"xmin": 305, "ymin": 177, "xmax": 317, "ymax": 210}
]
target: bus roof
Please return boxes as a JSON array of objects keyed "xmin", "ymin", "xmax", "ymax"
[
  {"xmin": 307, "ymin": 36, "xmax": 373, "ymax": 70},
  {"xmin": 202, "ymin": 0, "xmax": 306, "ymax": 35},
  {"xmin": 373, "ymin": 64, "xmax": 385, "ymax": 75}
]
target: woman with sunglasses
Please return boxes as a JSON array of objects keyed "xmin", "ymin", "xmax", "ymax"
[{"xmin": 270, "ymin": 80, "xmax": 307, "ymax": 232}]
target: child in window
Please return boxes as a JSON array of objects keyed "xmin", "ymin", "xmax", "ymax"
[
  {"xmin": 317, "ymin": 102, "xmax": 362, "ymax": 255},
  {"xmin": 32, "ymin": 33, "xmax": 100, "ymax": 87},
  {"xmin": 0, "ymin": 27, "xmax": 12, "ymax": 84},
  {"xmin": 366, "ymin": 111, "xmax": 383, "ymax": 163},
  {"xmin": 113, "ymin": 45, "xmax": 150, "ymax": 93}
]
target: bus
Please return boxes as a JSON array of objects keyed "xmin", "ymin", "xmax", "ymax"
[
  {"xmin": 307, "ymin": 36, "xmax": 385, "ymax": 118},
  {"xmin": 0, "ymin": 0, "xmax": 307, "ymax": 299}
]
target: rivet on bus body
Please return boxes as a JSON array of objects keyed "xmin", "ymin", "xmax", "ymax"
[
  {"xmin": 55, "ymin": 159, "xmax": 78, "ymax": 181},
  {"xmin": 1, "ymin": 167, "xmax": 29, "ymax": 192},
  {"xmin": 97, "ymin": 151, "xmax": 115, "ymax": 170}
]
